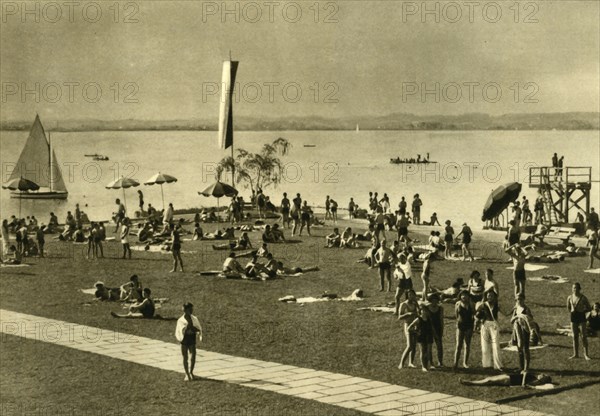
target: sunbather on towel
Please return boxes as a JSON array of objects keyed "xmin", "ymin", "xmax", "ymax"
[
  {"xmin": 461, "ymin": 372, "xmax": 552, "ymax": 387},
  {"xmin": 111, "ymin": 288, "xmax": 156, "ymax": 319},
  {"xmin": 275, "ymin": 260, "xmax": 319, "ymax": 275},
  {"xmin": 213, "ymin": 232, "xmax": 252, "ymax": 250},
  {"xmin": 94, "ymin": 281, "xmax": 120, "ymax": 301}
]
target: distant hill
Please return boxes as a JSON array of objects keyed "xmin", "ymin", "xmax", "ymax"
[{"xmin": 1, "ymin": 112, "xmax": 598, "ymax": 131}]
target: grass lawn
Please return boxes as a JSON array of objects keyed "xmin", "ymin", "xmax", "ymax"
[{"xmin": 1, "ymin": 217, "xmax": 599, "ymax": 415}]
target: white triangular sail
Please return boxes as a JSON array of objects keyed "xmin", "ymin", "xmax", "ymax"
[{"xmin": 8, "ymin": 115, "xmax": 67, "ymax": 193}]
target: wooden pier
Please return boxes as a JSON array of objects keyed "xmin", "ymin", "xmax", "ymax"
[{"xmin": 528, "ymin": 166, "xmax": 592, "ymax": 224}]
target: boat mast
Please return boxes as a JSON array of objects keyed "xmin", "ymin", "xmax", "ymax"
[{"xmin": 49, "ymin": 132, "xmax": 53, "ymax": 192}]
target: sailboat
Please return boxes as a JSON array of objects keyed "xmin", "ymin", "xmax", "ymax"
[{"xmin": 8, "ymin": 115, "xmax": 68, "ymax": 199}]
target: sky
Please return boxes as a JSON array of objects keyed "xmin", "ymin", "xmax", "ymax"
[{"xmin": 1, "ymin": 0, "xmax": 599, "ymax": 121}]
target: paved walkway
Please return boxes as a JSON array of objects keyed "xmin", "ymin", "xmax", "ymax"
[{"xmin": 0, "ymin": 309, "xmax": 548, "ymax": 416}]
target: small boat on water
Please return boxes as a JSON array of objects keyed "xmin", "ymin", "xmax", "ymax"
[
  {"xmin": 7, "ymin": 115, "xmax": 68, "ymax": 199},
  {"xmin": 390, "ymin": 154, "xmax": 437, "ymax": 165},
  {"xmin": 85, "ymin": 153, "xmax": 109, "ymax": 161},
  {"xmin": 304, "ymin": 144, "xmax": 316, "ymax": 148}
]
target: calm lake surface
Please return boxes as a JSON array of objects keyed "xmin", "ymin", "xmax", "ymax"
[{"xmin": 1, "ymin": 130, "xmax": 599, "ymax": 228}]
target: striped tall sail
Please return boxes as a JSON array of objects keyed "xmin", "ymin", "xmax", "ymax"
[{"xmin": 217, "ymin": 60, "xmax": 239, "ymax": 185}]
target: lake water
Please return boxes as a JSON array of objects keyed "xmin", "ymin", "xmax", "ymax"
[{"xmin": 1, "ymin": 129, "xmax": 599, "ymax": 228}]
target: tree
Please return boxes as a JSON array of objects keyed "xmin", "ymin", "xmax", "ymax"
[{"xmin": 216, "ymin": 138, "xmax": 291, "ymax": 194}]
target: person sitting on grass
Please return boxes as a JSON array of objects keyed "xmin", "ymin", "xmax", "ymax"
[
  {"xmin": 73, "ymin": 225, "xmax": 85, "ymax": 243},
  {"xmin": 245, "ymin": 254, "xmax": 270, "ymax": 279},
  {"xmin": 94, "ymin": 281, "xmax": 120, "ymax": 301},
  {"xmin": 192, "ymin": 223, "xmax": 204, "ymax": 241},
  {"xmin": 175, "ymin": 302, "xmax": 202, "ymax": 382},
  {"xmin": 262, "ymin": 225, "xmax": 276, "ymax": 243},
  {"xmin": 357, "ymin": 224, "xmax": 375, "ymax": 241},
  {"xmin": 222, "ymin": 252, "xmax": 245, "ymax": 278},
  {"xmin": 257, "ymin": 242, "xmax": 269, "ymax": 257},
  {"xmin": 435, "ymin": 278, "xmax": 465, "ymax": 302},
  {"xmin": 120, "ymin": 275, "xmax": 143, "ymax": 302},
  {"xmin": 271, "ymin": 224, "xmax": 286, "ymax": 242},
  {"xmin": 340, "ymin": 227, "xmax": 356, "ymax": 248},
  {"xmin": 111, "ymin": 288, "xmax": 155, "ymax": 319},
  {"xmin": 587, "ymin": 303, "xmax": 600, "ymax": 336},
  {"xmin": 213, "ymin": 232, "xmax": 252, "ymax": 251},
  {"xmin": 325, "ymin": 228, "xmax": 341, "ymax": 248},
  {"xmin": 3, "ymin": 245, "xmax": 22, "ymax": 265}
]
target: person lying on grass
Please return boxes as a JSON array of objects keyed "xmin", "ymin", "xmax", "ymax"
[
  {"xmin": 94, "ymin": 281, "xmax": 120, "ymax": 301},
  {"xmin": 111, "ymin": 288, "xmax": 155, "ymax": 319},
  {"xmin": 175, "ymin": 302, "xmax": 202, "ymax": 382},
  {"xmin": 325, "ymin": 228, "xmax": 341, "ymax": 248},
  {"xmin": 460, "ymin": 372, "xmax": 552, "ymax": 387},
  {"xmin": 213, "ymin": 232, "xmax": 252, "ymax": 251},
  {"xmin": 275, "ymin": 261, "xmax": 320, "ymax": 275}
]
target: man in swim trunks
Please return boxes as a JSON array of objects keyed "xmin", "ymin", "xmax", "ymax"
[
  {"xmin": 412, "ymin": 194, "xmax": 422, "ymax": 225},
  {"xmin": 175, "ymin": 302, "xmax": 202, "ymax": 381},
  {"xmin": 506, "ymin": 244, "xmax": 529, "ymax": 298},
  {"xmin": 375, "ymin": 240, "xmax": 395, "ymax": 292},
  {"xmin": 111, "ymin": 288, "xmax": 155, "ymax": 319},
  {"xmin": 281, "ymin": 192, "xmax": 291, "ymax": 228}
]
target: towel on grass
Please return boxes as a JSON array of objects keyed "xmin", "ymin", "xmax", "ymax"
[
  {"xmin": 507, "ymin": 264, "xmax": 549, "ymax": 272},
  {"xmin": 528, "ymin": 275, "xmax": 569, "ymax": 284},
  {"xmin": 357, "ymin": 306, "xmax": 395, "ymax": 313},
  {"xmin": 1, "ymin": 263, "xmax": 31, "ymax": 268},
  {"xmin": 584, "ymin": 268, "xmax": 600, "ymax": 274}
]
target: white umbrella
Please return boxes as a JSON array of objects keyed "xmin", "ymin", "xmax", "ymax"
[
  {"xmin": 106, "ymin": 176, "xmax": 140, "ymax": 212},
  {"xmin": 143, "ymin": 172, "xmax": 177, "ymax": 210}
]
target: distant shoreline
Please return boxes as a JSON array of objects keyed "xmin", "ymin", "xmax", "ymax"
[{"xmin": 1, "ymin": 128, "xmax": 598, "ymax": 133}]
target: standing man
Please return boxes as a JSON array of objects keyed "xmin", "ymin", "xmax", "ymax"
[
  {"xmin": 398, "ymin": 196, "xmax": 407, "ymax": 216},
  {"xmin": 348, "ymin": 197, "xmax": 356, "ymax": 219},
  {"xmin": 291, "ymin": 193, "xmax": 302, "ymax": 236},
  {"xmin": 121, "ymin": 218, "xmax": 132, "ymax": 259},
  {"xmin": 138, "ymin": 190, "xmax": 144, "ymax": 213},
  {"xmin": 163, "ymin": 202, "xmax": 174, "ymax": 225},
  {"xmin": 115, "ymin": 198, "xmax": 126, "ymax": 232},
  {"xmin": 325, "ymin": 196, "xmax": 332, "ymax": 221},
  {"xmin": 330, "ymin": 198, "xmax": 338, "ymax": 223},
  {"xmin": 557, "ymin": 156, "xmax": 564, "ymax": 180},
  {"xmin": 551, "ymin": 153, "xmax": 558, "ymax": 180},
  {"xmin": 280, "ymin": 192, "xmax": 291, "ymax": 228},
  {"xmin": 375, "ymin": 240, "xmax": 394, "ymax": 292},
  {"xmin": 412, "ymin": 194, "xmax": 422, "ymax": 225},
  {"xmin": 175, "ymin": 303, "xmax": 203, "ymax": 381}
]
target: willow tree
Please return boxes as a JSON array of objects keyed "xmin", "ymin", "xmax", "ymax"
[{"xmin": 216, "ymin": 137, "xmax": 291, "ymax": 194}]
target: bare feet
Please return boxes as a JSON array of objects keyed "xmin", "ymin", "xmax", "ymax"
[
  {"xmin": 568, "ymin": 355, "xmax": 579, "ymax": 359},
  {"xmin": 584, "ymin": 355, "xmax": 592, "ymax": 361}
]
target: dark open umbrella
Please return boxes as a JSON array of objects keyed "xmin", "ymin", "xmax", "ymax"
[
  {"xmin": 199, "ymin": 181, "xmax": 238, "ymax": 222},
  {"xmin": 482, "ymin": 182, "xmax": 522, "ymax": 221},
  {"xmin": 3, "ymin": 177, "xmax": 40, "ymax": 217}
]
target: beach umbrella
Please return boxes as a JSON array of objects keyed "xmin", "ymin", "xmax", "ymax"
[
  {"xmin": 144, "ymin": 172, "xmax": 177, "ymax": 210},
  {"xmin": 482, "ymin": 182, "xmax": 522, "ymax": 221},
  {"xmin": 106, "ymin": 176, "xmax": 140, "ymax": 212},
  {"xmin": 3, "ymin": 177, "xmax": 40, "ymax": 217},
  {"xmin": 198, "ymin": 181, "xmax": 238, "ymax": 222}
]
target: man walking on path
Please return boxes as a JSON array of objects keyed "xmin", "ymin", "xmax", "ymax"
[{"xmin": 175, "ymin": 303, "xmax": 203, "ymax": 381}]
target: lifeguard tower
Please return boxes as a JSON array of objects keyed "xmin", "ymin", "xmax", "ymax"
[{"xmin": 528, "ymin": 166, "xmax": 593, "ymax": 225}]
